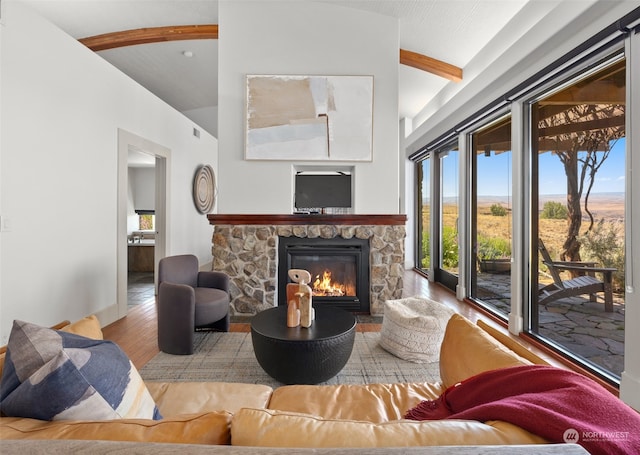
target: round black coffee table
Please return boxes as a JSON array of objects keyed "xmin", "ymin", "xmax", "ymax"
[{"xmin": 251, "ymin": 306, "xmax": 357, "ymax": 384}]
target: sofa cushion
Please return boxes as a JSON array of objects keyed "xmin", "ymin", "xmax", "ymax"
[
  {"xmin": 439, "ymin": 314, "xmax": 532, "ymax": 388},
  {"xmin": 59, "ymin": 315, "xmax": 103, "ymax": 340},
  {"xmin": 146, "ymin": 381, "xmax": 274, "ymax": 417},
  {"xmin": 268, "ymin": 382, "xmax": 446, "ymax": 423},
  {"xmin": 0, "ymin": 320, "xmax": 160, "ymax": 421},
  {"xmin": 0, "ymin": 411, "xmax": 231, "ymax": 445},
  {"xmin": 230, "ymin": 408, "xmax": 548, "ymax": 447},
  {"xmin": 476, "ymin": 319, "xmax": 548, "ymax": 365}
]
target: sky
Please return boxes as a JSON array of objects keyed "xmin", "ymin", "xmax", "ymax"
[
  {"xmin": 535, "ymin": 138, "xmax": 626, "ymax": 196},
  {"xmin": 425, "ymin": 138, "xmax": 626, "ymax": 198}
]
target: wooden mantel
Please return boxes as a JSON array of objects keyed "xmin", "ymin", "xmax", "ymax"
[{"xmin": 207, "ymin": 214, "xmax": 407, "ymax": 226}]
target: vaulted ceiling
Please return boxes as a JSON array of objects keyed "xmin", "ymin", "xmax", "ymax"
[{"xmin": 21, "ymin": 0, "xmax": 532, "ymax": 133}]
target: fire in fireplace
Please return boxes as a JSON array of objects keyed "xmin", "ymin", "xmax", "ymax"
[
  {"xmin": 312, "ymin": 268, "xmax": 355, "ymax": 297},
  {"xmin": 278, "ymin": 237, "xmax": 370, "ymax": 313}
]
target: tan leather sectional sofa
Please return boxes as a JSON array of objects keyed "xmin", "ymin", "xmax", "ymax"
[{"xmin": 0, "ymin": 312, "xmax": 588, "ymax": 452}]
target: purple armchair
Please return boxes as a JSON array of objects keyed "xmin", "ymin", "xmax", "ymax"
[{"xmin": 157, "ymin": 254, "xmax": 230, "ymax": 355}]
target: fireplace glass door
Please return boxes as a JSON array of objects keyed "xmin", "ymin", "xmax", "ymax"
[
  {"xmin": 278, "ymin": 237, "xmax": 370, "ymax": 313},
  {"xmin": 291, "ymin": 252, "xmax": 357, "ymax": 298}
]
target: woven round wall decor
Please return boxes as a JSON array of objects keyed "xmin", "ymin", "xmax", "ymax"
[{"xmin": 193, "ymin": 164, "xmax": 216, "ymax": 214}]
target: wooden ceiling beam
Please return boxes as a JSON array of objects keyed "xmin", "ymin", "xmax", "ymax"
[
  {"xmin": 79, "ymin": 24, "xmax": 219, "ymax": 52},
  {"xmin": 400, "ymin": 48, "xmax": 462, "ymax": 82},
  {"xmin": 79, "ymin": 25, "xmax": 463, "ymax": 82}
]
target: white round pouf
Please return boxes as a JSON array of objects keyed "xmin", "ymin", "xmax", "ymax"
[{"xmin": 379, "ymin": 297, "xmax": 455, "ymax": 363}]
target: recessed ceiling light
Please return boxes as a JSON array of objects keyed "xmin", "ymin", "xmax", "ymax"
[{"xmin": 182, "ymin": 50, "xmax": 194, "ymax": 58}]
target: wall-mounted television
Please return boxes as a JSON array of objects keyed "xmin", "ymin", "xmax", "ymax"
[{"xmin": 294, "ymin": 173, "xmax": 352, "ymax": 209}]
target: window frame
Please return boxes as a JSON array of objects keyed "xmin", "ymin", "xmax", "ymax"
[{"xmin": 521, "ymin": 49, "xmax": 626, "ymax": 385}]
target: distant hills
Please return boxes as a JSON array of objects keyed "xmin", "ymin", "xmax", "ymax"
[{"xmin": 432, "ymin": 192, "xmax": 624, "ymax": 206}]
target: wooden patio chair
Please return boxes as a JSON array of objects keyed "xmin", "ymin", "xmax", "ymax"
[{"xmin": 537, "ymin": 239, "xmax": 615, "ymax": 312}]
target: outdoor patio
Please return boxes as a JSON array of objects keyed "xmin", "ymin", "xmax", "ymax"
[{"xmin": 477, "ymin": 272, "xmax": 625, "ymax": 377}]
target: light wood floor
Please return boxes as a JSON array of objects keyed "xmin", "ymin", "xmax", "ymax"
[{"xmin": 103, "ymin": 270, "xmax": 491, "ymax": 370}]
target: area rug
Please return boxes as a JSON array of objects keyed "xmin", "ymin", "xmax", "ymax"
[{"xmin": 140, "ymin": 332, "xmax": 440, "ymax": 387}]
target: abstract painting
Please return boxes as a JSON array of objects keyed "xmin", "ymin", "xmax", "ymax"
[{"xmin": 246, "ymin": 75, "xmax": 373, "ymax": 161}]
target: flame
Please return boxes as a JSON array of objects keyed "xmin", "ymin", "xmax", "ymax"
[{"xmin": 312, "ymin": 270, "xmax": 346, "ymax": 297}]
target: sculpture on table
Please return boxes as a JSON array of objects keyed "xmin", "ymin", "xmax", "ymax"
[{"xmin": 286, "ymin": 269, "xmax": 315, "ymax": 328}]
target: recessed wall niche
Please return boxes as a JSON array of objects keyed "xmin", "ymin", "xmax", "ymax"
[{"xmin": 292, "ymin": 165, "xmax": 355, "ymax": 215}]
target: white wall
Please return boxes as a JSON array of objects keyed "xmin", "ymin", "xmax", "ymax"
[
  {"xmin": 127, "ymin": 167, "xmax": 155, "ymax": 235},
  {"xmin": 130, "ymin": 167, "xmax": 156, "ymax": 213},
  {"xmin": 0, "ymin": 2, "xmax": 219, "ymax": 341},
  {"xmin": 217, "ymin": 1, "xmax": 399, "ymax": 214},
  {"xmin": 183, "ymin": 106, "xmax": 218, "ymax": 138}
]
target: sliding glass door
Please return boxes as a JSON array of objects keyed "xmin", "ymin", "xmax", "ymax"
[
  {"xmin": 415, "ymin": 143, "xmax": 459, "ymax": 292},
  {"xmin": 529, "ymin": 55, "xmax": 626, "ymax": 380},
  {"xmin": 470, "ymin": 116, "xmax": 512, "ymax": 318},
  {"xmin": 436, "ymin": 144, "xmax": 459, "ymax": 291},
  {"xmin": 416, "ymin": 158, "xmax": 431, "ymax": 273}
]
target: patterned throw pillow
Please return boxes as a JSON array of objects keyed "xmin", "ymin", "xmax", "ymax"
[{"xmin": 0, "ymin": 320, "xmax": 161, "ymax": 421}]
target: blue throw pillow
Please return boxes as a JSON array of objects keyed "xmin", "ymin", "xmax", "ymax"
[{"xmin": 0, "ymin": 320, "xmax": 161, "ymax": 421}]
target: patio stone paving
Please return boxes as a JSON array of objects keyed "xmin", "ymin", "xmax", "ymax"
[{"xmin": 477, "ymin": 272, "xmax": 625, "ymax": 377}]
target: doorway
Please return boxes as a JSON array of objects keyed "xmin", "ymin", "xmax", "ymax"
[
  {"xmin": 127, "ymin": 150, "xmax": 157, "ymax": 307},
  {"xmin": 117, "ymin": 129, "xmax": 170, "ymax": 319}
]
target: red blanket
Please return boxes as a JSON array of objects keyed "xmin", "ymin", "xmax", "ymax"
[{"xmin": 404, "ymin": 365, "xmax": 640, "ymax": 455}]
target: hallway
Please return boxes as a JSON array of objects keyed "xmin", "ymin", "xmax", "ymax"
[{"xmin": 127, "ymin": 272, "xmax": 155, "ymax": 307}]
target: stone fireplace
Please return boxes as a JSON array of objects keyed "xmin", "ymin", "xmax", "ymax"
[{"xmin": 207, "ymin": 214, "xmax": 406, "ymax": 315}]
